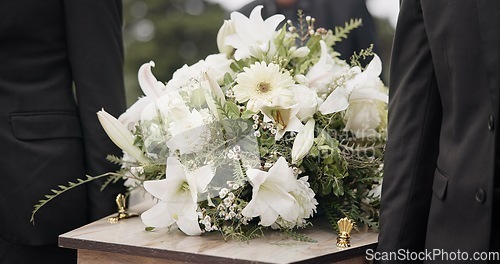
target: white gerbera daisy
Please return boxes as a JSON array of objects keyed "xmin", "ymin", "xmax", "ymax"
[{"xmin": 233, "ymin": 62, "xmax": 294, "ymax": 112}]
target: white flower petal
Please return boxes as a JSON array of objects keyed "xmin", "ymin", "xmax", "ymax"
[
  {"xmin": 263, "ymin": 14, "xmax": 285, "ymax": 32},
  {"xmin": 267, "ymin": 157, "xmax": 297, "ymax": 191},
  {"xmin": 202, "ymin": 71, "xmax": 226, "ymax": 121},
  {"xmin": 364, "ymin": 54, "xmax": 382, "ymax": 78},
  {"xmin": 241, "ymin": 192, "xmax": 267, "ymax": 218},
  {"xmin": 143, "ymin": 179, "xmax": 170, "ymax": 200},
  {"xmin": 97, "ymin": 109, "xmax": 149, "ymax": 164},
  {"xmin": 118, "ymin": 96, "xmax": 152, "ymax": 130},
  {"xmin": 177, "ymin": 214, "xmax": 202, "ymax": 235},
  {"xmin": 233, "ymin": 62, "xmax": 294, "ymax": 111},
  {"xmin": 242, "ymin": 157, "xmax": 301, "ymax": 226},
  {"xmin": 246, "ymin": 169, "xmax": 267, "ymax": 191},
  {"xmin": 292, "ymin": 85, "xmax": 319, "ymax": 121},
  {"xmin": 217, "ymin": 20, "xmax": 235, "ymax": 55},
  {"xmin": 319, "ymin": 88, "xmax": 350, "ymax": 114},
  {"xmin": 285, "ymin": 116, "xmax": 304, "ymax": 133},
  {"xmin": 226, "ymin": 6, "xmax": 283, "ymax": 60},
  {"xmin": 140, "ymin": 203, "xmax": 175, "ymax": 228},
  {"xmin": 258, "ymin": 206, "xmax": 279, "ymax": 226},
  {"xmin": 292, "ymin": 118, "xmax": 315, "ymax": 163},
  {"xmin": 188, "ymin": 164, "xmax": 215, "ymax": 194},
  {"xmin": 350, "ymin": 88, "xmax": 388, "ymax": 103},
  {"xmin": 138, "ymin": 61, "xmax": 165, "ymax": 98},
  {"xmin": 260, "ymin": 187, "xmax": 298, "ymax": 223},
  {"xmin": 290, "ymin": 46, "xmax": 310, "ymax": 58},
  {"xmin": 204, "ymin": 54, "xmax": 234, "ymax": 84}
]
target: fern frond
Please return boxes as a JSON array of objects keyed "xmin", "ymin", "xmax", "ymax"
[
  {"xmin": 106, "ymin": 154, "xmax": 123, "ymax": 164},
  {"xmin": 331, "ymin": 18, "xmax": 363, "ymax": 46},
  {"xmin": 350, "ymin": 44, "xmax": 375, "ymax": 69},
  {"xmin": 284, "ymin": 229, "xmax": 317, "ymax": 243},
  {"xmin": 31, "ymin": 173, "xmax": 110, "ymax": 224},
  {"xmin": 99, "ymin": 174, "xmax": 118, "ymax": 191}
]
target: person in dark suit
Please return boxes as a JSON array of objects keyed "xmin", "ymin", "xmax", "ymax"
[
  {"xmin": 0, "ymin": 0, "xmax": 126, "ymax": 263},
  {"xmin": 237, "ymin": 0, "xmax": 380, "ymax": 61},
  {"xmin": 377, "ymin": 0, "xmax": 500, "ymax": 261}
]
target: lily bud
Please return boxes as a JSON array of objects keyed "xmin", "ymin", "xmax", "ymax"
[
  {"xmin": 97, "ymin": 109, "xmax": 149, "ymax": 164},
  {"xmin": 216, "ymin": 20, "xmax": 236, "ymax": 56},
  {"xmin": 292, "ymin": 118, "xmax": 315, "ymax": 164},
  {"xmin": 290, "ymin": 46, "xmax": 310, "ymax": 58},
  {"xmin": 203, "ymin": 71, "xmax": 226, "ymax": 121}
]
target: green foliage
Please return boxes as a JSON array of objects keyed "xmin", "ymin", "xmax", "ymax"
[
  {"xmin": 330, "ymin": 18, "xmax": 363, "ymax": 47},
  {"xmin": 350, "ymin": 44, "xmax": 375, "ymax": 69},
  {"xmin": 283, "ymin": 228, "xmax": 317, "ymax": 243},
  {"xmin": 295, "ymin": 111, "xmax": 383, "ymax": 232},
  {"xmin": 31, "ymin": 174, "xmax": 111, "ymax": 223},
  {"xmin": 220, "ymin": 224, "xmax": 265, "ymax": 242}
]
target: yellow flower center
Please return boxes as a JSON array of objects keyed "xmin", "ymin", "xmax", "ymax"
[{"xmin": 257, "ymin": 82, "xmax": 271, "ymax": 94}]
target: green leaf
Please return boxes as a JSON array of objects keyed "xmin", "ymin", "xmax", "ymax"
[
  {"xmin": 240, "ymin": 110, "xmax": 255, "ymax": 120},
  {"xmin": 224, "ymin": 101, "xmax": 240, "ymax": 118}
]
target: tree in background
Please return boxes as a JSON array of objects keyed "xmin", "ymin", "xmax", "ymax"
[{"xmin": 122, "ymin": 0, "xmax": 225, "ymax": 105}]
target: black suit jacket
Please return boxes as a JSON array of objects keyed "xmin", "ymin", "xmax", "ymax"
[
  {"xmin": 378, "ymin": 0, "xmax": 498, "ymax": 259},
  {"xmin": 237, "ymin": 0, "xmax": 379, "ymax": 61},
  {"xmin": 0, "ymin": 0, "xmax": 126, "ymax": 246}
]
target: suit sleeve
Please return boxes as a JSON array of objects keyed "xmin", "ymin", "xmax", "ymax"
[
  {"xmin": 63, "ymin": 0, "xmax": 127, "ymax": 221},
  {"xmin": 377, "ymin": 0, "xmax": 442, "ymax": 254}
]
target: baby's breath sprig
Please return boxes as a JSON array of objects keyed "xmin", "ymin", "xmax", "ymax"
[{"xmin": 350, "ymin": 44, "xmax": 375, "ymax": 69}]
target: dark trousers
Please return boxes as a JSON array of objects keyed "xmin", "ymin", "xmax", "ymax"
[{"xmin": 0, "ymin": 235, "xmax": 76, "ymax": 264}]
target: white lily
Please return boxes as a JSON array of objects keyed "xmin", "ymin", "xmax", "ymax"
[
  {"xmin": 241, "ymin": 157, "xmax": 299, "ymax": 226},
  {"xmin": 119, "ymin": 61, "xmax": 165, "ymax": 130},
  {"xmin": 224, "ymin": 5, "xmax": 284, "ymax": 60},
  {"xmin": 261, "ymin": 105, "xmax": 303, "ymax": 140},
  {"xmin": 141, "ymin": 157, "xmax": 215, "ymax": 235},
  {"xmin": 97, "ymin": 109, "xmax": 149, "ymax": 164},
  {"xmin": 138, "ymin": 61, "xmax": 166, "ymax": 98},
  {"xmin": 319, "ymin": 54, "xmax": 388, "ymax": 115},
  {"xmin": 291, "ymin": 118, "xmax": 315, "ymax": 164},
  {"xmin": 202, "ymin": 71, "xmax": 226, "ymax": 121},
  {"xmin": 305, "ymin": 40, "xmax": 349, "ymax": 96}
]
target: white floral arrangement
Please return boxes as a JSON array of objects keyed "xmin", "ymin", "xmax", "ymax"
[{"xmin": 34, "ymin": 6, "xmax": 387, "ymax": 240}]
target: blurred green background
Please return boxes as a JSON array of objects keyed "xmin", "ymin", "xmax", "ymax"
[{"xmin": 122, "ymin": 0, "xmax": 395, "ymax": 106}]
